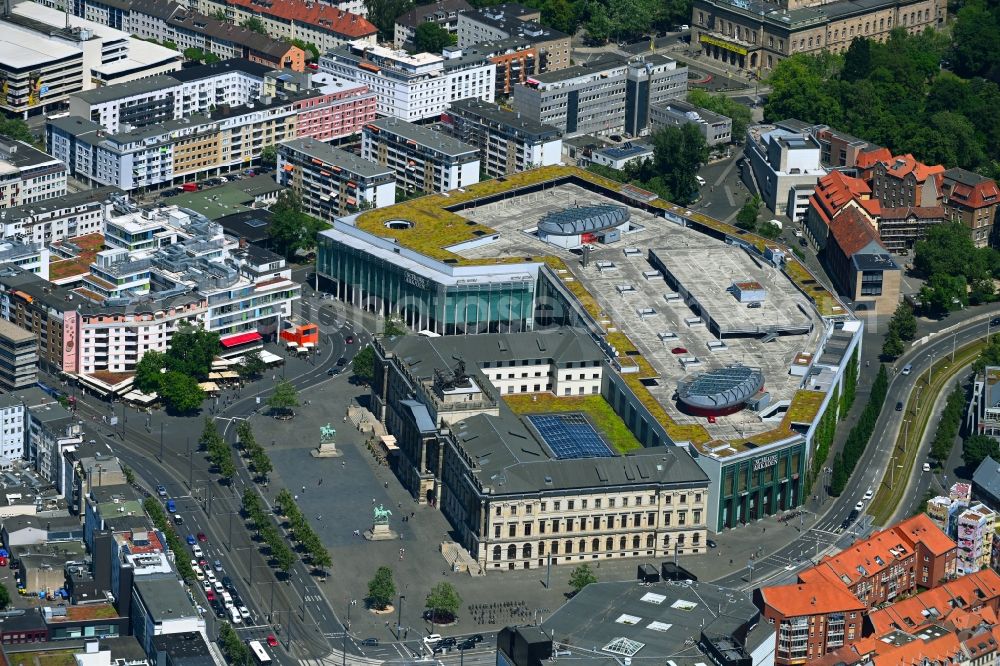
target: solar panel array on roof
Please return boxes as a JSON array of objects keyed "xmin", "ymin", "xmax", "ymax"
[{"xmin": 526, "ymin": 413, "xmax": 615, "ymax": 459}]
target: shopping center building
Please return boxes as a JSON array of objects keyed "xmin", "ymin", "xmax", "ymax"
[{"xmin": 320, "ymin": 166, "xmax": 862, "ymax": 537}]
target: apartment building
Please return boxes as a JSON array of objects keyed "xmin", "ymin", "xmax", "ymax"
[
  {"xmin": 0, "ymin": 138, "xmax": 68, "ymax": 210},
  {"xmin": 441, "ymin": 99, "xmax": 562, "ymax": 179},
  {"xmin": 871, "ymin": 153, "xmax": 944, "ymax": 209},
  {"xmin": 756, "ymin": 514, "xmax": 958, "ymax": 665},
  {"xmin": 0, "ymin": 1, "xmax": 181, "ymax": 117},
  {"xmin": 650, "ymin": 99, "xmax": 733, "ymax": 146},
  {"xmin": 362, "ymin": 117, "xmax": 479, "ymax": 194},
  {"xmin": 51, "ymin": 80, "xmax": 365, "ymax": 191},
  {"xmin": 691, "ymin": 0, "xmax": 944, "ymax": 75},
  {"xmin": 0, "ymin": 187, "xmax": 118, "ymax": 246},
  {"xmin": 319, "ymin": 42, "xmax": 496, "ymax": 121},
  {"xmin": 456, "ymin": 4, "xmax": 570, "ymax": 72},
  {"xmin": 192, "ymin": 0, "xmax": 376, "ymax": 52},
  {"xmin": 940, "ymin": 167, "xmax": 999, "ymax": 248},
  {"xmin": 956, "ymin": 503, "xmax": 996, "ymax": 574},
  {"xmin": 277, "ymin": 138, "xmax": 395, "ymax": 220},
  {"xmin": 0, "ymin": 319, "xmax": 38, "ymax": 391},
  {"xmin": 0, "ymin": 393, "xmax": 27, "ymax": 460},
  {"xmin": 0, "ymin": 268, "xmax": 70, "ymax": 375},
  {"xmin": 394, "ymin": 0, "xmax": 472, "ymax": 49}
]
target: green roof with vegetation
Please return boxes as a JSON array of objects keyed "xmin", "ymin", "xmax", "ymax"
[
  {"xmin": 354, "ymin": 165, "xmax": 844, "ymax": 452},
  {"xmin": 504, "ymin": 394, "xmax": 642, "ymax": 454}
]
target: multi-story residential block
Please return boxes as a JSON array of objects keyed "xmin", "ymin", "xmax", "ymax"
[
  {"xmin": 756, "ymin": 514, "xmax": 957, "ymax": 665},
  {"xmin": 277, "ymin": 138, "xmax": 395, "ymax": 220},
  {"xmin": 319, "ymin": 42, "xmax": 496, "ymax": 121},
  {"xmin": 871, "ymin": 153, "xmax": 944, "ymax": 209},
  {"xmin": 441, "ymin": 99, "xmax": 562, "ymax": 179},
  {"xmin": 940, "ymin": 167, "xmax": 999, "ymax": 248},
  {"xmin": 745, "ymin": 122, "xmax": 826, "ymax": 220},
  {"xmin": 877, "ymin": 206, "xmax": 945, "ymax": 252},
  {"xmin": 0, "ymin": 319, "xmax": 38, "ymax": 391},
  {"xmin": 956, "ymin": 502, "xmax": 995, "ymax": 574},
  {"xmin": 0, "ymin": 138, "xmax": 68, "ymax": 209},
  {"xmin": 51, "ymin": 78, "xmax": 366, "ymax": 192},
  {"xmin": 512, "ymin": 54, "xmax": 686, "ymax": 138},
  {"xmin": 394, "ymin": 0, "xmax": 472, "ymax": 49},
  {"xmin": 362, "ymin": 117, "xmax": 479, "ymax": 194},
  {"xmin": 0, "ymin": 240, "xmax": 51, "ymax": 281},
  {"xmin": 0, "ymin": 393, "xmax": 27, "ymax": 460},
  {"xmin": 691, "ymin": 0, "xmax": 944, "ymax": 75},
  {"xmin": 866, "ymin": 568, "xmax": 1000, "ymax": 635},
  {"xmin": 649, "ymin": 99, "xmax": 733, "ymax": 146},
  {"xmin": 0, "ymin": 188, "xmax": 121, "ymax": 245},
  {"xmin": 27, "ymin": 401, "xmax": 82, "ymax": 490},
  {"xmin": 456, "ymin": 3, "xmax": 570, "ymax": 72},
  {"xmin": 192, "ymin": 0, "xmax": 376, "ymax": 52},
  {"xmin": 0, "ymin": 1, "xmax": 181, "ymax": 117},
  {"xmin": 926, "ymin": 494, "xmax": 967, "ymax": 536},
  {"xmin": 372, "ymin": 331, "xmax": 712, "ymax": 572},
  {"xmin": 0, "ymin": 268, "xmax": 69, "ymax": 375}
]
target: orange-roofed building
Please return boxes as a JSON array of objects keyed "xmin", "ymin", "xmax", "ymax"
[
  {"xmin": 805, "ymin": 171, "xmax": 877, "ymax": 249},
  {"xmin": 853, "ymin": 146, "xmax": 893, "ymax": 181},
  {"xmin": 824, "ymin": 206, "xmax": 901, "ymax": 315},
  {"xmin": 755, "ymin": 583, "xmax": 866, "ymax": 664},
  {"xmin": 940, "ymin": 167, "xmax": 1000, "ymax": 248},
  {"xmin": 871, "ymin": 154, "xmax": 945, "ymax": 209},
  {"xmin": 196, "ymin": 0, "xmax": 377, "ymax": 53},
  {"xmin": 867, "ymin": 569, "xmax": 1000, "ymax": 636}
]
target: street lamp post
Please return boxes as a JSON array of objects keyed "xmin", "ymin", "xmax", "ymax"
[{"xmin": 396, "ymin": 595, "xmax": 405, "ymax": 640}]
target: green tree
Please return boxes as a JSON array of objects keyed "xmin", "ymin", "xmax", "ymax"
[
  {"xmin": 367, "ymin": 566, "xmax": 396, "ymax": 610},
  {"xmin": 241, "ymin": 16, "xmax": 267, "ymax": 34},
  {"xmin": 0, "ymin": 583, "xmax": 11, "ymax": 609},
  {"xmin": 888, "ymin": 302, "xmax": 918, "ymax": 341},
  {"xmin": 975, "ymin": 335, "xmax": 1000, "ymax": 373},
  {"xmin": 384, "ymin": 315, "xmax": 407, "ymax": 336},
  {"xmin": 363, "ymin": 0, "xmax": 411, "ymax": 41},
  {"xmin": 211, "ymin": 9, "xmax": 227, "ymax": 20},
  {"xmin": 542, "ymin": 0, "xmax": 578, "ymax": 34},
  {"xmin": 414, "ymin": 22, "xmax": 452, "ymax": 52},
  {"xmin": 183, "ymin": 47, "xmax": 206, "ymax": 62},
  {"xmin": 425, "ymin": 582, "xmax": 462, "ymax": 621},
  {"xmin": 159, "ymin": 371, "xmax": 204, "ymax": 413},
  {"xmin": 919, "ymin": 273, "xmax": 968, "ymax": 316},
  {"xmin": 291, "ymin": 38, "xmax": 320, "ymax": 60},
  {"xmin": 122, "ymin": 465, "xmax": 136, "ymax": 486},
  {"xmin": 568, "ymin": 564, "xmax": 597, "ymax": 593},
  {"xmin": 650, "ymin": 124, "xmax": 709, "ymax": 205},
  {"xmin": 163, "ymin": 40, "xmax": 178, "ymax": 50},
  {"xmin": 134, "ymin": 350, "xmax": 166, "ymax": 393},
  {"xmin": 0, "ymin": 118, "xmax": 36, "ymax": 144},
  {"xmin": 583, "ymin": 0, "xmax": 611, "ymax": 43},
  {"xmin": 238, "ymin": 349, "xmax": 267, "ymax": 379},
  {"xmin": 200, "ymin": 416, "xmax": 224, "ymax": 452},
  {"xmin": 841, "ymin": 37, "xmax": 873, "ymax": 82},
  {"xmin": 268, "ymin": 379, "xmax": 299, "ymax": 416},
  {"xmin": 881, "ymin": 329, "xmax": 905, "ymax": 359},
  {"xmin": 963, "ymin": 433, "xmax": 1000, "ymax": 469},
  {"xmin": 259, "ymin": 145, "xmax": 277, "ymax": 167},
  {"xmin": 268, "ymin": 190, "xmax": 326, "ymax": 259},
  {"xmin": 166, "ymin": 323, "xmax": 219, "ymax": 381},
  {"xmin": 736, "ymin": 195, "xmax": 761, "ymax": 230},
  {"xmin": 352, "ymin": 345, "xmax": 375, "ymax": 383}
]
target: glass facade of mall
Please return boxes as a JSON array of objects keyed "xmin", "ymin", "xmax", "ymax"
[
  {"xmin": 715, "ymin": 442, "xmax": 805, "ymax": 531},
  {"xmin": 318, "ymin": 236, "xmax": 537, "ymax": 334}
]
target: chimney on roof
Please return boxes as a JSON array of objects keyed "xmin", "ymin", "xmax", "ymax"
[{"xmin": 811, "ymin": 597, "xmax": 816, "ymax": 605}]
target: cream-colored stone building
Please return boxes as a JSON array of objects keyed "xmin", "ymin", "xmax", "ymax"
[
  {"xmin": 690, "ymin": 0, "xmax": 945, "ymax": 74},
  {"xmin": 371, "ymin": 330, "xmax": 711, "ymax": 572}
]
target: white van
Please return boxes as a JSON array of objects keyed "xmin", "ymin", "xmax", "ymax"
[
  {"xmin": 695, "ymin": 176, "xmax": 706, "ymax": 186},
  {"xmin": 221, "ymin": 591, "xmax": 234, "ymax": 609},
  {"xmin": 229, "ymin": 605, "xmax": 242, "ymax": 624}
]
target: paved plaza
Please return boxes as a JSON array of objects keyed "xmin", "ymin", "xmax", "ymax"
[{"xmin": 251, "ymin": 376, "xmax": 827, "ymax": 644}]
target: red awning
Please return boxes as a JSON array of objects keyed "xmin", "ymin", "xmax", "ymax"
[{"xmin": 220, "ymin": 331, "xmax": 263, "ymax": 348}]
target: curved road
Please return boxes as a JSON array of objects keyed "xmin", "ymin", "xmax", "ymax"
[{"xmin": 712, "ymin": 312, "xmax": 997, "ymax": 591}]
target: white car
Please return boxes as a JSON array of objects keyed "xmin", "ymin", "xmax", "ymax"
[
  {"xmin": 695, "ymin": 175, "xmax": 706, "ymax": 186},
  {"xmin": 201, "ymin": 580, "xmax": 211, "ymax": 593},
  {"xmin": 238, "ymin": 605, "xmax": 250, "ymax": 620},
  {"xmin": 194, "ymin": 568, "xmax": 205, "ymax": 581},
  {"xmin": 191, "ymin": 545, "xmax": 203, "ymax": 558},
  {"xmin": 214, "ymin": 581, "xmax": 225, "ymax": 594},
  {"xmin": 855, "ymin": 501, "xmax": 865, "ymax": 512},
  {"xmin": 423, "ymin": 634, "xmax": 443, "ymax": 645},
  {"xmin": 923, "ymin": 462, "xmax": 931, "ymax": 472},
  {"xmin": 863, "ymin": 488, "xmax": 874, "ymax": 500},
  {"xmin": 205, "ymin": 570, "xmax": 217, "ymax": 584}
]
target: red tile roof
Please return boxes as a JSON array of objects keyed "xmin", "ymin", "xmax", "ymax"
[
  {"xmin": 895, "ymin": 514, "xmax": 956, "ymax": 556},
  {"xmin": 829, "ymin": 207, "xmax": 885, "ymax": 258},
  {"xmin": 224, "ymin": 0, "xmax": 376, "ymax": 37},
  {"xmin": 854, "ymin": 147, "xmax": 892, "ymax": 171},
  {"xmin": 868, "ymin": 569, "xmax": 1000, "ymax": 635},
  {"xmin": 870, "ymin": 631, "xmax": 962, "ymax": 666},
  {"xmin": 879, "ymin": 153, "xmax": 946, "ymax": 185},
  {"xmin": 879, "ymin": 206, "xmax": 945, "ymax": 221},
  {"xmin": 760, "ymin": 582, "xmax": 866, "ymax": 617},
  {"xmin": 943, "ymin": 168, "xmax": 1000, "ymax": 209}
]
